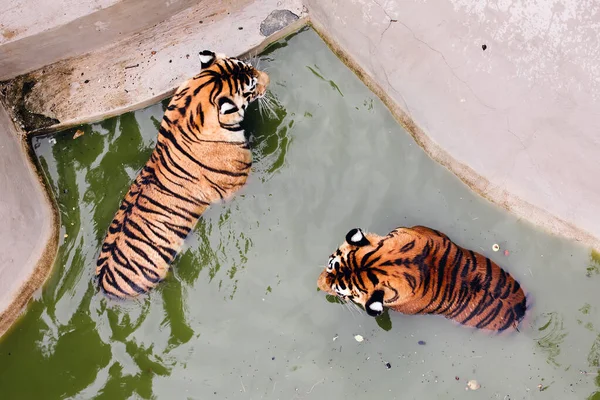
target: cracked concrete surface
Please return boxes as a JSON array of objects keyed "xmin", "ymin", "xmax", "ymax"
[{"xmin": 306, "ymin": 0, "xmax": 600, "ymax": 248}]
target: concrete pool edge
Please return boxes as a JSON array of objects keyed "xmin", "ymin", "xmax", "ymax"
[
  {"xmin": 308, "ymin": 18, "xmax": 600, "ymax": 252},
  {"xmin": 0, "ymin": 110, "xmax": 59, "ymax": 339},
  {"xmin": 25, "ymin": 17, "xmax": 311, "ymax": 137}
]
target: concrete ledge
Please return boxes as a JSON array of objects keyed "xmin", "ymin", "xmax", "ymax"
[
  {"xmin": 0, "ymin": 0, "xmax": 231, "ymax": 80},
  {"xmin": 1, "ymin": 0, "xmax": 307, "ymax": 133},
  {"xmin": 305, "ymin": 0, "xmax": 600, "ymax": 251},
  {"xmin": 0, "ymin": 105, "xmax": 57, "ymax": 338}
]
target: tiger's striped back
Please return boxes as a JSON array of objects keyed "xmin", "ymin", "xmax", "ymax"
[
  {"xmin": 318, "ymin": 226, "xmax": 527, "ymax": 332},
  {"xmin": 95, "ymin": 51, "xmax": 269, "ymax": 299}
]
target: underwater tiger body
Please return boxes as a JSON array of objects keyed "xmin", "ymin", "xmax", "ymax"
[
  {"xmin": 95, "ymin": 50, "xmax": 269, "ymax": 299},
  {"xmin": 318, "ymin": 225, "xmax": 527, "ymax": 331}
]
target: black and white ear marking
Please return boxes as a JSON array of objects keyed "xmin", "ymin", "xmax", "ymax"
[
  {"xmin": 365, "ymin": 289, "xmax": 385, "ymax": 317},
  {"xmin": 199, "ymin": 50, "xmax": 216, "ymax": 68},
  {"xmin": 345, "ymin": 228, "xmax": 370, "ymax": 247},
  {"xmin": 218, "ymin": 98, "xmax": 238, "ymax": 115}
]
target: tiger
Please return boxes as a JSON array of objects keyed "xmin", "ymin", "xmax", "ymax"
[
  {"xmin": 95, "ymin": 50, "xmax": 270, "ymax": 299},
  {"xmin": 317, "ymin": 226, "xmax": 528, "ymax": 332}
]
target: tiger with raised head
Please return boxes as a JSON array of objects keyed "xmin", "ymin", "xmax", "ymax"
[
  {"xmin": 96, "ymin": 50, "xmax": 270, "ymax": 299},
  {"xmin": 318, "ymin": 226, "xmax": 527, "ymax": 331}
]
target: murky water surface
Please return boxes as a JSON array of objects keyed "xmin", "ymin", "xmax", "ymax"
[{"xmin": 1, "ymin": 27, "xmax": 600, "ymax": 399}]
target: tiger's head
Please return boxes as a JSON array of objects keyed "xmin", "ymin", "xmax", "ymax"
[
  {"xmin": 318, "ymin": 228, "xmax": 408, "ymax": 317},
  {"xmin": 197, "ymin": 50, "xmax": 270, "ymax": 126}
]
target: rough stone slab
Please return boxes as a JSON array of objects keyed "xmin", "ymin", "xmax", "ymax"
[
  {"xmin": 0, "ymin": 0, "xmax": 306, "ymax": 132},
  {"xmin": 260, "ymin": 9, "xmax": 299, "ymax": 36},
  {"xmin": 306, "ymin": 0, "xmax": 600, "ymax": 248}
]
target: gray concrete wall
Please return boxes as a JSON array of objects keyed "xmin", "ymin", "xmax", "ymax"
[{"xmin": 305, "ymin": 0, "xmax": 600, "ymax": 248}]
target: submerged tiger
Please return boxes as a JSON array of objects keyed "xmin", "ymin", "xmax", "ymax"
[
  {"xmin": 318, "ymin": 226, "xmax": 527, "ymax": 331},
  {"xmin": 95, "ymin": 50, "xmax": 269, "ymax": 299}
]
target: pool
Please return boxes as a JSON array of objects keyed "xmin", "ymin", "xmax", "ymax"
[{"xmin": 1, "ymin": 27, "xmax": 599, "ymax": 399}]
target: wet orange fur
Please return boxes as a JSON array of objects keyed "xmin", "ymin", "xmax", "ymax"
[
  {"xmin": 318, "ymin": 226, "xmax": 527, "ymax": 331},
  {"xmin": 96, "ymin": 51, "xmax": 269, "ymax": 299}
]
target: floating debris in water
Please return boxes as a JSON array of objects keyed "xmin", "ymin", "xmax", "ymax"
[
  {"xmin": 385, "ymin": 362, "xmax": 391, "ymax": 369},
  {"xmin": 332, "ymin": 334, "xmax": 339, "ymax": 341},
  {"xmin": 504, "ymin": 249, "xmax": 510, "ymax": 256},
  {"xmin": 354, "ymin": 334, "xmax": 364, "ymax": 342},
  {"xmin": 492, "ymin": 244, "xmax": 500, "ymax": 252},
  {"xmin": 48, "ymin": 138, "xmax": 57, "ymax": 145},
  {"xmin": 466, "ymin": 380, "xmax": 480, "ymax": 390},
  {"xmin": 482, "ymin": 44, "xmax": 487, "ymax": 51},
  {"xmin": 418, "ymin": 340, "xmax": 426, "ymax": 345},
  {"xmin": 455, "ymin": 376, "xmax": 460, "ymax": 381},
  {"xmin": 73, "ymin": 129, "xmax": 84, "ymax": 139}
]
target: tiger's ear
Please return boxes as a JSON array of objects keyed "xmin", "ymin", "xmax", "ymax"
[
  {"xmin": 345, "ymin": 228, "xmax": 370, "ymax": 247},
  {"xmin": 365, "ymin": 290, "xmax": 385, "ymax": 317},
  {"xmin": 199, "ymin": 50, "xmax": 216, "ymax": 68}
]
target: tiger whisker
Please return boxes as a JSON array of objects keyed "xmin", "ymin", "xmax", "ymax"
[
  {"xmin": 343, "ymin": 300, "xmax": 358, "ymax": 319},
  {"xmin": 257, "ymin": 99, "xmax": 266, "ymax": 121},
  {"xmin": 263, "ymin": 95, "xmax": 278, "ymax": 116},
  {"xmin": 258, "ymin": 96, "xmax": 277, "ymax": 119},
  {"xmin": 350, "ymin": 300, "xmax": 364, "ymax": 315}
]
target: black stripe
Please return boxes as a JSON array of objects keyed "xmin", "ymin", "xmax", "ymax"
[
  {"xmin": 461, "ymin": 292, "xmax": 495, "ymax": 325},
  {"xmin": 204, "ymin": 175, "xmax": 225, "ymax": 200},
  {"xmin": 160, "ymin": 127, "xmax": 248, "ymax": 177},
  {"xmin": 193, "ymin": 78, "xmax": 217, "ymax": 96},
  {"xmin": 491, "ymin": 268, "xmax": 507, "ymax": 298},
  {"xmin": 360, "ymin": 241, "xmax": 385, "ymax": 269},
  {"xmin": 432, "ymin": 247, "xmax": 464, "ymax": 315},
  {"xmin": 366, "ymin": 270, "xmax": 379, "ymax": 286},
  {"xmin": 476, "ymin": 301, "xmax": 503, "ymax": 328},
  {"xmin": 220, "ymin": 123, "xmax": 244, "ymax": 132},
  {"xmin": 497, "ymin": 310, "xmax": 516, "ymax": 332},
  {"xmin": 447, "ymin": 286, "xmax": 471, "ymax": 319},
  {"xmin": 152, "ymin": 174, "xmax": 209, "ymax": 207},
  {"xmin": 125, "ymin": 238, "xmax": 158, "ymax": 269},
  {"xmin": 404, "ymin": 272, "xmax": 417, "ymax": 293},
  {"xmin": 197, "ymin": 103, "xmax": 205, "ymax": 125},
  {"xmin": 382, "ymin": 282, "xmax": 399, "ymax": 302},
  {"xmin": 140, "ymin": 193, "xmax": 193, "ymax": 222},
  {"xmin": 400, "ymin": 240, "xmax": 416, "ymax": 252},
  {"xmin": 129, "ymin": 256, "xmax": 161, "ymax": 283},
  {"xmin": 114, "ymin": 267, "xmax": 145, "ymax": 295}
]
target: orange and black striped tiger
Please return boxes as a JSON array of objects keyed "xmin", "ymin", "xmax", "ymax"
[
  {"xmin": 95, "ymin": 50, "xmax": 270, "ymax": 299},
  {"xmin": 317, "ymin": 226, "xmax": 528, "ymax": 331}
]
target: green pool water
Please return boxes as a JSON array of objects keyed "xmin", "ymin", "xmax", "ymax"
[{"xmin": 1, "ymin": 27, "xmax": 600, "ymax": 399}]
